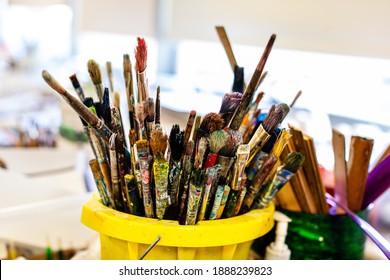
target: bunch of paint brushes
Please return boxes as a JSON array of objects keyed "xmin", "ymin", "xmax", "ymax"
[{"xmin": 41, "ymin": 34, "xmax": 306, "ymax": 225}]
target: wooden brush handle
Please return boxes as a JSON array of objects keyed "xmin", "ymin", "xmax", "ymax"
[
  {"xmin": 347, "ymin": 136, "xmax": 374, "ymax": 212},
  {"xmin": 215, "ymin": 26, "xmax": 238, "ymax": 72},
  {"xmin": 332, "ymin": 128, "xmax": 348, "ymax": 212}
]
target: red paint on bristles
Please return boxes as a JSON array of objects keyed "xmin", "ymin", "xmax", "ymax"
[{"xmin": 135, "ymin": 37, "xmax": 147, "ymax": 73}]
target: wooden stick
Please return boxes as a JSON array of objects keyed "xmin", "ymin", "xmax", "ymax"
[
  {"xmin": 373, "ymin": 143, "xmax": 390, "ymax": 169},
  {"xmin": 303, "ymin": 134, "xmax": 328, "ymax": 213},
  {"xmin": 290, "ymin": 90, "xmax": 302, "ymax": 108},
  {"xmin": 289, "ymin": 124, "xmax": 328, "ymax": 213},
  {"xmin": 215, "ymin": 26, "xmax": 238, "ymax": 72},
  {"xmin": 347, "ymin": 136, "xmax": 374, "ymax": 212},
  {"xmin": 282, "ymin": 139, "xmax": 317, "ymax": 213},
  {"xmin": 332, "ymin": 128, "xmax": 348, "ymax": 213}
]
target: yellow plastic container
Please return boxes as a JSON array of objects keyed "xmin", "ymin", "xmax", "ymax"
[{"xmin": 81, "ymin": 193, "xmax": 274, "ymax": 260}]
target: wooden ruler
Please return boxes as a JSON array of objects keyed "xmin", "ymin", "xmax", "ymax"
[{"xmin": 347, "ymin": 136, "xmax": 374, "ymax": 212}]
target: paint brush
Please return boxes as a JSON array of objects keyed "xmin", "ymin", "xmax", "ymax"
[
  {"xmin": 232, "ymin": 186, "xmax": 247, "ymax": 216},
  {"xmin": 194, "ymin": 136, "xmax": 209, "ymax": 171},
  {"xmin": 89, "ymin": 159, "xmax": 112, "ymax": 208},
  {"xmin": 247, "ymin": 104, "xmax": 284, "ymax": 157},
  {"xmin": 219, "ymin": 127, "xmax": 243, "ymax": 158},
  {"xmin": 77, "ymin": 98, "xmax": 98, "ymax": 160},
  {"xmin": 347, "ymin": 136, "xmax": 374, "ymax": 212},
  {"xmin": 185, "ymin": 170, "xmax": 204, "ymax": 225},
  {"xmin": 135, "ymin": 37, "xmax": 149, "ymax": 102},
  {"xmin": 136, "ymin": 139, "xmax": 154, "ymax": 218},
  {"xmin": 69, "ymin": 73, "xmax": 85, "ymax": 101},
  {"xmin": 182, "ymin": 110, "xmax": 197, "ymax": 160},
  {"xmin": 245, "ymin": 128, "xmax": 281, "ymax": 185},
  {"xmin": 112, "ymin": 91, "xmax": 128, "ymax": 148},
  {"xmin": 178, "ymin": 140, "xmax": 195, "ymax": 224},
  {"xmin": 192, "ymin": 115, "xmax": 201, "ymax": 142},
  {"xmin": 242, "ymin": 108, "xmax": 261, "ymax": 144},
  {"xmin": 277, "ymin": 102, "xmax": 290, "ymax": 123},
  {"xmin": 252, "ymin": 152, "xmax": 305, "ymax": 210},
  {"xmin": 216, "ymin": 127, "xmax": 242, "ymax": 184},
  {"xmin": 197, "ymin": 165, "xmax": 219, "ymax": 221},
  {"xmin": 239, "ymin": 91, "xmax": 264, "ymax": 135},
  {"xmin": 362, "ymin": 154, "xmax": 390, "ymax": 209},
  {"xmin": 229, "ymin": 34, "xmax": 277, "ymax": 130},
  {"xmin": 218, "ymin": 92, "xmax": 243, "ymax": 127},
  {"xmin": 129, "ymin": 129, "xmax": 143, "ymax": 198},
  {"xmin": 223, "ymin": 144, "xmax": 250, "ymax": 218},
  {"xmin": 241, "ymin": 151, "xmax": 278, "ymax": 214},
  {"xmin": 168, "ymin": 124, "xmax": 185, "ymax": 206},
  {"xmin": 209, "ymin": 185, "xmax": 230, "ymax": 220},
  {"xmin": 89, "ymin": 128, "xmax": 113, "ymax": 203},
  {"xmin": 106, "ymin": 61, "xmax": 114, "ymax": 93},
  {"xmin": 216, "ymin": 185, "xmax": 231, "ymax": 219},
  {"xmin": 244, "ymin": 129, "xmax": 291, "ymax": 212},
  {"xmin": 260, "ymin": 129, "xmax": 292, "ymax": 186},
  {"xmin": 136, "ymin": 102, "xmax": 146, "ymax": 140},
  {"xmin": 230, "ymin": 144, "xmax": 250, "ymax": 191},
  {"xmin": 150, "ymin": 129, "xmax": 169, "ymax": 219},
  {"xmin": 144, "ymin": 97, "xmax": 155, "ymax": 140},
  {"xmin": 203, "ymin": 129, "xmax": 228, "ymax": 169},
  {"xmin": 42, "ymin": 70, "xmax": 113, "ymax": 144},
  {"xmin": 101, "ymin": 88, "xmax": 111, "ymax": 126},
  {"xmin": 112, "ymin": 109, "xmax": 131, "ymax": 199},
  {"xmin": 123, "ymin": 54, "xmax": 137, "ymax": 133},
  {"xmin": 109, "ymin": 133, "xmax": 127, "ymax": 212},
  {"xmin": 232, "ymin": 66, "xmax": 245, "ymax": 93},
  {"xmin": 87, "ymin": 59, "xmax": 104, "ymax": 103},
  {"xmin": 155, "ymin": 86, "xmax": 161, "ymax": 126},
  {"xmin": 124, "ymin": 174, "xmax": 144, "ymax": 216},
  {"xmin": 198, "ymin": 112, "xmax": 225, "ymax": 140}
]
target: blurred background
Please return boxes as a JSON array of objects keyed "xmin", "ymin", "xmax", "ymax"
[{"xmin": 0, "ymin": 0, "xmax": 389, "ymax": 259}]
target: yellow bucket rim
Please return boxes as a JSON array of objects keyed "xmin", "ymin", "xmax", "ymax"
[{"xmin": 81, "ymin": 193, "xmax": 274, "ymax": 247}]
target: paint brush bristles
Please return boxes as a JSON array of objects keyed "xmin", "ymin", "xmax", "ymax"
[
  {"xmin": 198, "ymin": 112, "xmax": 225, "ymax": 139},
  {"xmin": 229, "ymin": 34, "xmax": 276, "ymax": 130},
  {"xmin": 150, "ymin": 129, "xmax": 168, "ymax": 156},
  {"xmin": 277, "ymin": 103, "xmax": 290, "ymax": 122},
  {"xmin": 135, "ymin": 37, "xmax": 149, "ymax": 102},
  {"xmin": 262, "ymin": 104, "xmax": 284, "ymax": 133},
  {"xmin": 135, "ymin": 37, "xmax": 147, "ymax": 73},
  {"xmin": 219, "ymin": 92, "xmax": 243, "ymax": 126},
  {"xmin": 283, "ymin": 152, "xmax": 305, "ymax": 173},
  {"xmin": 209, "ymin": 130, "xmax": 229, "ymax": 154},
  {"xmin": 87, "ymin": 59, "xmax": 104, "ymax": 103}
]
